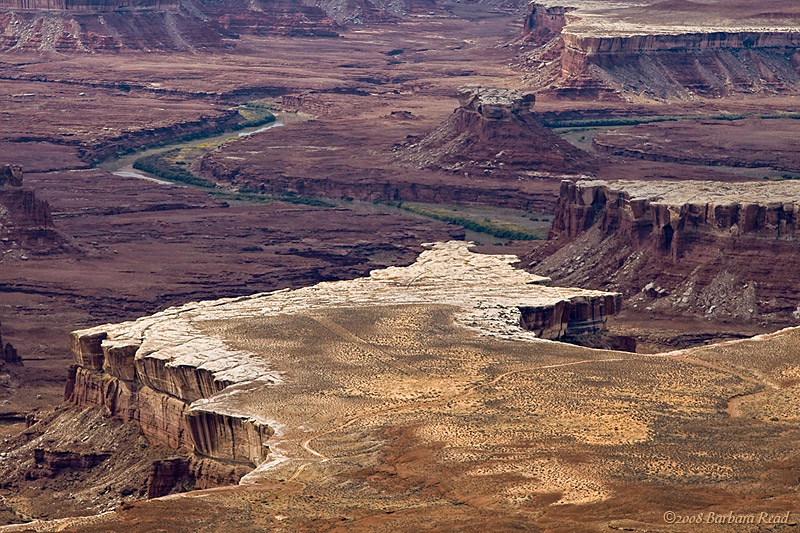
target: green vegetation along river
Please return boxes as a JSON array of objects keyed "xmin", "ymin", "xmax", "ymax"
[{"xmin": 99, "ymin": 106, "xmax": 551, "ymax": 245}]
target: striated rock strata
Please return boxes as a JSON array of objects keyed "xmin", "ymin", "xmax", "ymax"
[
  {"xmin": 0, "ymin": 163, "xmax": 64, "ymax": 257},
  {"xmin": 522, "ymin": 2, "xmax": 572, "ymax": 45},
  {"xmin": 0, "ymin": 0, "xmax": 340, "ymax": 52},
  {"xmin": 66, "ymin": 241, "xmax": 620, "ymax": 481},
  {"xmin": 396, "ymin": 84, "xmax": 595, "ymax": 174},
  {"xmin": 0, "ymin": 0, "xmax": 179, "ymax": 10},
  {"xmin": 0, "ymin": 9, "xmax": 227, "ymax": 51},
  {"xmin": 521, "ymin": 1, "xmax": 800, "ymax": 98},
  {"xmin": 529, "ymin": 179, "xmax": 800, "ymax": 322},
  {"xmin": 0, "ymin": 0, "xmax": 461, "ymax": 52}
]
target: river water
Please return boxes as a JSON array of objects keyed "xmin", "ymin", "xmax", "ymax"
[
  {"xmin": 97, "ymin": 110, "xmax": 531, "ymax": 245},
  {"xmin": 99, "ymin": 111, "xmax": 302, "ymax": 184}
]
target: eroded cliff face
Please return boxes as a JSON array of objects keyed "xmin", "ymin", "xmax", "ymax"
[
  {"xmin": 0, "ymin": 9, "xmax": 225, "ymax": 51},
  {"xmin": 0, "ymin": 404, "xmax": 252, "ymax": 520},
  {"xmin": 63, "ymin": 242, "xmax": 621, "ymax": 493},
  {"xmin": 0, "ymin": 0, "xmax": 458, "ymax": 52},
  {"xmin": 522, "ymin": 2, "xmax": 571, "ymax": 44},
  {"xmin": 551, "ymin": 180, "xmax": 800, "ymax": 253},
  {"xmin": 396, "ymin": 85, "xmax": 595, "ymax": 174},
  {"xmin": 66, "ymin": 327, "xmax": 277, "ymax": 466},
  {"xmin": 0, "ymin": 164, "xmax": 65, "ymax": 258},
  {"xmin": 197, "ymin": 0, "xmax": 338, "ymax": 38},
  {"xmin": 561, "ymin": 35, "xmax": 800, "ymax": 98},
  {"xmin": 0, "ymin": 0, "xmax": 339, "ymax": 52},
  {"xmin": 0, "ymin": 164, "xmax": 51, "ymax": 230},
  {"xmin": 0, "ymin": 0, "xmax": 179, "ymax": 10},
  {"xmin": 521, "ymin": 1, "xmax": 800, "ymax": 98},
  {"xmin": 530, "ymin": 179, "xmax": 800, "ymax": 322}
]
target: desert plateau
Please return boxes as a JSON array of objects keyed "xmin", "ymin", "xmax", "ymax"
[{"xmin": 1, "ymin": 0, "xmax": 800, "ymax": 530}]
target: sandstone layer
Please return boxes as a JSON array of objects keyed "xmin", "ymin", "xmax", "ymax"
[
  {"xmin": 0, "ymin": 0, "xmax": 179, "ymax": 10},
  {"xmin": 396, "ymin": 84, "xmax": 594, "ymax": 174},
  {"xmin": 529, "ymin": 179, "xmax": 800, "ymax": 323},
  {"xmin": 7, "ymin": 243, "xmax": 800, "ymax": 530},
  {"xmin": 521, "ymin": 1, "xmax": 800, "ymax": 98},
  {"xmin": 0, "ymin": 164, "xmax": 64, "ymax": 258},
  {"xmin": 0, "ymin": 0, "xmax": 481, "ymax": 52},
  {"xmin": 65, "ymin": 242, "xmax": 620, "ymax": 474},
  {"xmin": 0, "ymin": 0, "xmax": 340, "ymax": 52}
]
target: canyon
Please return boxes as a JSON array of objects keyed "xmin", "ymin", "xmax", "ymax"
[
  {"xmin": 7, "ymin": 243, "xmax": 800, "ymax": 531},
  {"xmin": 0, "ymin": 242, "xmax": 628, "ymax": 521},
  {"xmin": 1, "ymin": 0, "xmax": 800, "ymax": 529},
  {"xmin": 591, "ymin": 117, "xmax": 800, "ymax": 172},
  {"xmin": 198, "ymin": 84, "xmax": 593, "ymax": 213}
]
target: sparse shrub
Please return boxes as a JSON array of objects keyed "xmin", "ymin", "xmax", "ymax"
[
  {"xmin": 132, "ymin": 150, "xmax": 217, "ymax": 188},
  {"xmin": 397, "ymin": 203, "xmax": 541, "ymax": 240}
]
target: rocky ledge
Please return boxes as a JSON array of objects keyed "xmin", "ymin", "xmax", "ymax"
[
  {"xmin": 532, "ymin": 179, "xmax": 800, "ymax": 321},
  {"xmin": 551, "ymin": 179, "xmax": 800, "ymax": 249},
  {"xmin": 66, "ymin": 241, "xmax": 620, "ymax": 480},
  {"xmin": 456, "ymin": 85, "xmax": 537, "ymax": 120},
  {"xmin": 0, "ymin": 164, "xmax": 64, "ymax": 258},
  {"xmin": 522, "ymin": 1, "xmax": 800, "ymax": 98}
]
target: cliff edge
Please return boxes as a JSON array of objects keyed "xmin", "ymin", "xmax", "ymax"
[
  {"xmin": 61, "ymin": 242, "xmax": 619, "ymax": 494},
  {"xmin": 520, "ymin": 0, "xmax": 800, "ymax": 99},
  {"xmin": 528, "ymin": 179, "xmax": 800, "ymax": 323}
]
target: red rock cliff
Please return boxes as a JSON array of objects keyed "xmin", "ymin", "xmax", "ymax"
[
  {"xmin": 550, "ymin": 180, "xmax": 800, "ymax": 259},
  {"xmin": 523, "ymin": 2, "xmax": 571, "ymax": 44},
  {"xmin": 66, "ymin": 327, "xmax": 275, "ymax": 468},
  {"xmin": 0, "ymin": 164, "xmax": 61, "ymax": 255},
  {"xmin": 0, "ymin": 0, "xmax": 178, "ymax": 10},
  {"xmin": 522, "ymin": 2, "xmax": 800, "ymax": 98},
  {"xmin": 530, "ymin": 179, "xmax": 800, "ymax": 322}
]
